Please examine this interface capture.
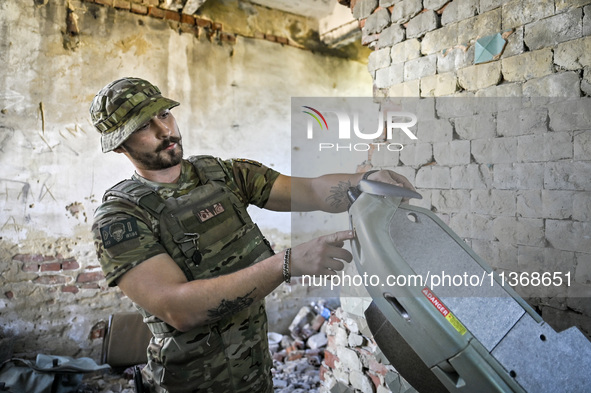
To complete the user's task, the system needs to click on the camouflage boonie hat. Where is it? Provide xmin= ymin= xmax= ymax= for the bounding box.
xmin=90 ymin=77 xmax=180 ymax=153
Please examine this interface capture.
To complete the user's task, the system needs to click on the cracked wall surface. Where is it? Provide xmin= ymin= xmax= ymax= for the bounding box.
xmin=0 ymin=0 xmax=371 ymax=360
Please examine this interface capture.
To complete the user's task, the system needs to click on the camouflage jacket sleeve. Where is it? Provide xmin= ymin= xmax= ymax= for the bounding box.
xmin=92 ymin=199 xmax=166 ymax=287
xmin=221 ymin=158 xmax=281 ymax=208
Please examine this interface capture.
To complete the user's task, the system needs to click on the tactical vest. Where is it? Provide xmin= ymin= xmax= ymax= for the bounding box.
xmin=102 ymin=156 xmax=274 ymax=393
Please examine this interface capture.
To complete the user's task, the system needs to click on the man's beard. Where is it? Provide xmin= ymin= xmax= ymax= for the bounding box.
xmin=124 ymin=137 xmax=184 ymax=170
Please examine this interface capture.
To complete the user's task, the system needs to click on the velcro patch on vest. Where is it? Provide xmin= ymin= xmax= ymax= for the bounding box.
xmin=100 ymin=217 xmax=140 ymax=249
xmin=197 ymin=202 xmax=225 ymax=222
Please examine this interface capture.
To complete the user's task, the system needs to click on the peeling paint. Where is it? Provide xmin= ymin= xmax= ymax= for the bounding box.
xmin=63 ymin=1 xmax=80 ymax=50
xmin=65 ymin=202 xmax=86 ymax=221
xmin=114 ymin=33 xmax=151 ymax=56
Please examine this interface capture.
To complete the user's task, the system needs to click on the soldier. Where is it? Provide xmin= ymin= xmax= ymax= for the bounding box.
xmin=90 ymin=77 xmax=414 ymax=393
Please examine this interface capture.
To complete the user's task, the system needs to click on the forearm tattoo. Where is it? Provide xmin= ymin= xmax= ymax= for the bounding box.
xmin=207 ymin=288 xmax=256 ymax=321
xmin=325 ymin=180 xmax=352 ymax=209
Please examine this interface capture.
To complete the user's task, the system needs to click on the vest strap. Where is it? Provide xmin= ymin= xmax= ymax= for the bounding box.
xmin=103 ymin=179 xmax=165 ymax=217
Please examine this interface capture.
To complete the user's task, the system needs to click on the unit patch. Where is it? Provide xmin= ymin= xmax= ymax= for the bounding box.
xmin=197 ymin=202 xmax=225 ymax=222
xmin=100 ymin=217 xmax=140 ymax=249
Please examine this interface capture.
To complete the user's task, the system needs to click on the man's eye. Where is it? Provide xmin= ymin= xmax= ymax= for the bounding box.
xmin=137 ymin=123 xmax=149 ymax=131
xmin=160 ymin=111 xmax=170 ymax=119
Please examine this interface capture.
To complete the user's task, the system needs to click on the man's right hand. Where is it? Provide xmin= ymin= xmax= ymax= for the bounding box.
xmin=289 ymin=230 xmax=354 ymax=277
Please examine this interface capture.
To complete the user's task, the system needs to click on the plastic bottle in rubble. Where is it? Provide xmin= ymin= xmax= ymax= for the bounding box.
xmin=312 ymin=300 xmax=331 ymax=320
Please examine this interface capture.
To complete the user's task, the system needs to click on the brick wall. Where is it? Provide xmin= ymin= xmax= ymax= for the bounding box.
xmin=1 ymin=246 xmax=134 ymax=359
xmin=357 ymin=0 xmax=590 ymax=98
xmin=322 ymin=1 xmax=591 ymax=392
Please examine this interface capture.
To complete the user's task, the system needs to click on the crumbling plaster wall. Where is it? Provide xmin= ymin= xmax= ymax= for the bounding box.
xmin=0 ymin=0 xmax=372 ymax=360
xmin=319 ymin=1 xmax=591 ymax=392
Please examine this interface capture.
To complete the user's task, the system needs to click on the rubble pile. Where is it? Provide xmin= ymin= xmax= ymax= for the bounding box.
xmin=320 ymin=306 xmax=413 ymax=393
xmin=80 ymin=301 xmax=335 ymax=392
xmin=270 ymin=301 xmax=334 ymax=392
xmin=80 ymin=369 xmax=136 ymax=393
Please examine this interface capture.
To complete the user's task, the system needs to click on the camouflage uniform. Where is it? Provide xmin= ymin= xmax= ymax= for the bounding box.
xmin=93 ymin=156 xmax=280 ymax=393
xmin=90 ymin=77 xmax=282 ymax=392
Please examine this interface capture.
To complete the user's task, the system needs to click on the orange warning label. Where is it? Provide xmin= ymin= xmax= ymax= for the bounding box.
xmin=422 ymin=287 xmax=467 ymax=336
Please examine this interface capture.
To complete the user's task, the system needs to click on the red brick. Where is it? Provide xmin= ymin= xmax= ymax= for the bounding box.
xmin=195 ymin=18 xmax=212 ymax=28
xmin=90 ymin=325 xmax=105 ymax=339
xmin=148 ymin=6 xmax=165 ymax=19
xmin=328 ymin=314 xmax=341 ymax=324
xmin=41 ymin=262 xmax=61 ymax=272
xmin=61 ymin=259 xmax=80 ymax=271
xmin=130 ymin=3 xmax=148 ymax=14
xmin=113 ymin=0 xmax=130 ymax=10
xmin=76 ymin=272 xmax=104 ymax=283
xmin=286 ymin=350 xmax=304 ymax=361
xmin=324 ymin=349 xmax=337 ymax=368
xmin=319 ymin=364 xmax=328 ymax=381
xmin=181 ymin=13 xmax=195 ymax=25
xmin=368 ymin=371 xmax=381 ymax=390
xmin=164 ymin=10 xmax=181 ymax=22
xmin=265 ymin=34 xmax=277 ymax=42
xmin=33 ymin=275 xmax=67 ymax=285
xmin=220 ymin=32 xmax=236 ymax=44
xmin=327 ymin=334 xmax=336 ymax=349
xmin=254 ymin=31 xmax=265 ymax=40
xmin=276 ymin=36 xmax=288 ymax=45
xmin=367 ymin=356 xmax=389 ymax=376
xmin=61 ymin=285 xmax=79 ymax=294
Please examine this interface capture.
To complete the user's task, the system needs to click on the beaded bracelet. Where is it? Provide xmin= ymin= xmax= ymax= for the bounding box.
xmin=283 ymin=248 xmax=291 ymax=283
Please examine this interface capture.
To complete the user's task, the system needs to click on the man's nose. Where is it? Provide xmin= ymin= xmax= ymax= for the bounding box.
xmin=153 ymin=119 xmax=171 ymax=138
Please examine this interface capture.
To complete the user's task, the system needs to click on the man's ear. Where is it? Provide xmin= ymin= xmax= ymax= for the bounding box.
xmin=113 ymin=141 xmax=127 ymax=154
